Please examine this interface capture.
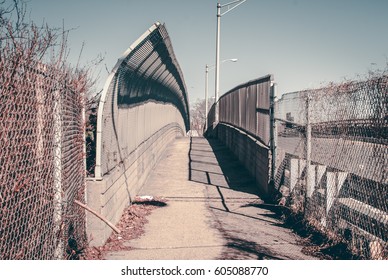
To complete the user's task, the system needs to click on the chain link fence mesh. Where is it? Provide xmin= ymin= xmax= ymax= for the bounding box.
xmin=0 ymin=52 xmax=87 ymax=259
xmin=209 ymin=70 xmax=387 ymax=259
xmin=274 ymin=75 xmax=387 ymax=259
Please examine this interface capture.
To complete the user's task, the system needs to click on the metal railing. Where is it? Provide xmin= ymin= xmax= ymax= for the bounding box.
xmin=206 ymin=74 xmax=276 ymax=196
xmin=207 ymin=74 xmax=274 ymax=145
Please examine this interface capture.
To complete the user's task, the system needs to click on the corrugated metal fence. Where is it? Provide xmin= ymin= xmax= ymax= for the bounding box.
xmin=206 ymin=74 xmax=276 ymax=195
xmin=94 ymin=22 xmax=190 ymax=178
xmin=207 ymin=74 xmax=274 ymax=145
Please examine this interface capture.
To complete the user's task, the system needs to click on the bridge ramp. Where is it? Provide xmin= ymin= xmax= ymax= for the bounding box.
xmin=105 ymin=137 xmax=316 ymax=260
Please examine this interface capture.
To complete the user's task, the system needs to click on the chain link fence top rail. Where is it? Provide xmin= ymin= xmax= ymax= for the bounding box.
xmin=94 ymin=22 xmax=190 ymax=177
xmin=207 ymin=74 xmax=273 ymax=145
xmin=274 ymin=75 xmax=387 ymax=259
xmin=0 ymin=54 xmax=86 ymax=259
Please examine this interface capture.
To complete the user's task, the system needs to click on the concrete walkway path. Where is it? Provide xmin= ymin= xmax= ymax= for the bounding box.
xmin=105 ymin=137 xmax=316 ymax=260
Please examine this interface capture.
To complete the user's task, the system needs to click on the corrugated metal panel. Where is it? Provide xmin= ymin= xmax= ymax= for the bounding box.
xmin=210 ymin=74 xmax=273 ymax=145
xmin=95 ymin=23 xmax=190 ymax=177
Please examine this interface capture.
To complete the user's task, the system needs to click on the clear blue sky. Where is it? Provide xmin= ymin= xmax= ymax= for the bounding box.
xmin=24 ymin=0 xmax=388 ymax=102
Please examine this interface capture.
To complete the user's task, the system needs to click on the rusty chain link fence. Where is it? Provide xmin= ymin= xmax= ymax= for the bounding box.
xmin=274 ymin=74 xmax=387 ymax=259
xmin=0 ymin=51 xmax=87 ymax=260
xmin=207 ymin=70 xmax=387 ymax=259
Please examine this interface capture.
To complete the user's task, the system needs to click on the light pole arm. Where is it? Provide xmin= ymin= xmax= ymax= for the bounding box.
xmin=220 ymin=0 xmax=247 ymax=16
xmin=208 ymin=58 xmax=238 ymax=70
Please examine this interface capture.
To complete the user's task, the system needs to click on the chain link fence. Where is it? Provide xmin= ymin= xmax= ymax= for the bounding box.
xmin=208 ymin=70 xmax=387 ymax=259
xmin=274 ymin=75 xmax=387 ymax=259
xmin=0 ymin=54 xmax=87 ymax=259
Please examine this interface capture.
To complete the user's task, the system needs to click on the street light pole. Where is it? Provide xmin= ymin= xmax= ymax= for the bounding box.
xmin=214 ymin=0 xmax=247 ymax=126
xmin=215 ymin=2 xmax=221 ymax=125
xmin=205 ymin=64 xmax=209 ymax=131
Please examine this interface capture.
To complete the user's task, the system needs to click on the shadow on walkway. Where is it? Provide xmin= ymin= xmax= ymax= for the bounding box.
xmin=188 ymin=137 xmax=317 ymax=260
xmin=189 ymin=137 xmax=258 ymax=196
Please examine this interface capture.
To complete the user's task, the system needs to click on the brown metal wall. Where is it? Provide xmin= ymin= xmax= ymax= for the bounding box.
xmin=208 ymin=74 xmax=273 ymax=146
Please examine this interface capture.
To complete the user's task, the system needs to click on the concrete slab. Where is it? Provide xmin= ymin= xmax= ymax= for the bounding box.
xmin=105 ymin=137 xmax=224 ymax=260
xmin=105 ymin=137 xmax=317 ymax=260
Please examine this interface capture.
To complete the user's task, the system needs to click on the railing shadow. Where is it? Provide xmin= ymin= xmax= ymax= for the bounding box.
xmin=188 ymin=137 xmax=258 ymax=196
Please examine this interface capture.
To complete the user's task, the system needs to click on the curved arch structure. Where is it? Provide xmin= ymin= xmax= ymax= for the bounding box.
xmin=95 ymin=22 xmax=190 ymax=178
xmin=87 ymin=23 xmax=190 ymax=246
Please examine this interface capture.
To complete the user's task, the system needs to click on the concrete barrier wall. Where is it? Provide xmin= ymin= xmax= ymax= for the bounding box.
xmin=216 ymin=123 xmax=270 ymax=198
xmin=275 ymin=154 xmax=387 ymax=257
xmin=86 ymin=121 xmax=184 ymax=246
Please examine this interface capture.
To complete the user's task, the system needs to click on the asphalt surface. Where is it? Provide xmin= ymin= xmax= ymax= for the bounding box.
xmin=105 ymin=137 xmax=316 ymax=260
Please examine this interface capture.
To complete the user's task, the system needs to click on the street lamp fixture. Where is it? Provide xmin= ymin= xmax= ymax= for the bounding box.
xmin=214 ymin=0 xmax=247 ymax=126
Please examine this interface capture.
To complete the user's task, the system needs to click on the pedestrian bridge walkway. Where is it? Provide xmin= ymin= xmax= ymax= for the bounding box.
xmin=1 ymin=19 xmax=386 ymax=261
xmin=105 ymin=137 xmax=315 ymax=260
xmin=85 ymin=22 xmax=386 ymax=260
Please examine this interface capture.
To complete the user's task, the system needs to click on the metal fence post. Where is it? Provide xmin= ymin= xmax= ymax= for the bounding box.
xmin=270 ymin=83 xmax=277 ymax=185
xmin=82 ymin=90 xmax=87 ymax=215
xmin=305 ymin=92 xmax=313 ymax=202
xmin=53 ymin=89 xmax=63 ymax=259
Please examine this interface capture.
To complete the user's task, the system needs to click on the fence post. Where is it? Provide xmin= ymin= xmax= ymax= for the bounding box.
xmin=53 ymin=89 xmax=63 ymax=259
xmin=305 ymin=92 xmax=313 ymax=203
xmin=270 ymin=83 xmax=277 ymax=185
xmin=82 ymin=90 xmax=87 ymax=217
